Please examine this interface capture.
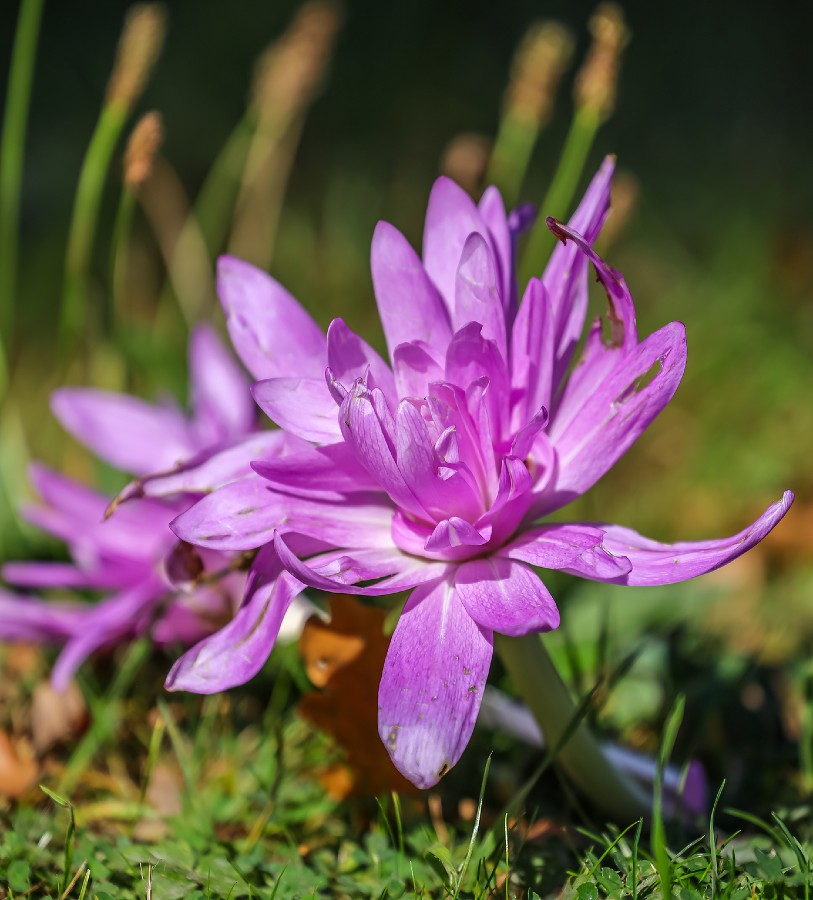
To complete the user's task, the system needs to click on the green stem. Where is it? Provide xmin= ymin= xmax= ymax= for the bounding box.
xmin=110 ymin=185 xmax=136 ymax=333
xmin=495 ymin=632 xmax=650 ymax=821
xmin=518 ymin=105 xmax=601 ymax=288
xmin=0 ymin=0 xmax=45 ymax=386
xmin=60 ymin=101 xmax=129 ymax=350
xmin=486 ymin=114 xmax=541 ymax=209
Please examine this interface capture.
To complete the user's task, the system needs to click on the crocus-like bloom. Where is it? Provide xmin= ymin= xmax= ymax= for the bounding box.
xmin=0 ymin=326 xmax=283 ymax=689
xmin=169 ymin=158 xmax=793 ymax=788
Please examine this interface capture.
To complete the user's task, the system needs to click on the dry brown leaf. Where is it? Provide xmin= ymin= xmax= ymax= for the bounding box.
xmin=299 ymin=596 xmax=416 ymax=798
xmin=31 ymin=680 xmax=88 ymax=754
xmin=0 ymin=730 xmax=38 ymax=800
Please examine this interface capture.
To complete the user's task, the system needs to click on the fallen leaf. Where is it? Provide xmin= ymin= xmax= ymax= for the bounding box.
xmin=299 ymin=596 xmax=416 ymax=798
xmin=0 ymin=730 xmax=38 ymax=800
xmin=31 ymin=680 xmax=88 ymax=754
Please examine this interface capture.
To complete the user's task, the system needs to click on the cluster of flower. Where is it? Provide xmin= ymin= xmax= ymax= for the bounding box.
xmin=0 ymin=158 xmax=792 ymax=789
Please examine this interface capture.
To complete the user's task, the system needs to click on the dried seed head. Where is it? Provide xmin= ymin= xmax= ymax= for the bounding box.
xmin=251 ymin=0 xmax=342 ymax=124
xmin=574 ymin=3 xmax=630 ymax=121
xmin=106 ymin=3 xmax=167 ymax=109
xmin=504 ymin=21 xmax=575 ymax=127
xmin=124 ymin=110 xmax=164 ymax=188
xmin=440 ymin=133 xmax=492 ymax=196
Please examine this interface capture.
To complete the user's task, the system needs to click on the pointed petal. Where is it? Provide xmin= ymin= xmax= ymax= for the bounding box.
xmin=339 ymin=384 xmax=427 ymax=519
xmin=273 ymin=532 xmax=446 ymax=595
xmin=0 ymin=589 xmax=85 ymax=642
xmin=326 ymin=318 xmax=396 ymax=403
xmin=510 ymin=278 xmax=554 ymax=429
xmin=424 ymin=517 xmax=489 ymax=554
xmin=189 ymin=323 xmax=254 ymax=443
xmin=170 ymin=475 xmax=287 ymax=550
xmin=3 ymin=560 xmax=139 ymax=590
xmin=453 ymin=233 xmax=507 ymax=361
xmin=252 ymin=377 xmax=341 ymax=443
xmin=51 ymin=388 xmax=195 ymax=475
xmin=596 ymin=492 xmax=794 ymax=585
xmin=136 ymin=431 xmax=297 ymax=499
xmin=166 ymin=546 xmax=305 ymax=693
xmin=478 ymin=186 xmax=514 ymax=313
xmin=379 ymin=578 xmax=492 ymax=788
xmin=422 ymin=176 xmax=489 ymax=311
xmin=217 ymin=255 xmax=325 ymax=380
xmin=455 ymin=557 xmax=559 ymax=636
xmin=502 ymin=523 xmax=633 ymax=580
xmin=445 ymin=323 xmax=510 ymax=448
xmin=545 ymin=321 xmax=687 ymax=512
xmin=252 ymin=440 xmax=381 ymax=500
xmin=370 ymin=221 xmax=452 ymax=358
xmin=52 ymin=577 xmax=165 ymax=690
xmin=541 ymin=156 xmax=616 ymax=384
xmin=392 ymin=340 xmax=445 ymax=400
xmin=395 ymin=400 xmax=481 ymax=523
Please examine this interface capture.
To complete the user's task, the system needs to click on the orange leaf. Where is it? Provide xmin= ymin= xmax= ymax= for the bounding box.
xmin=299 ymin=596 xmax=416 ymax=798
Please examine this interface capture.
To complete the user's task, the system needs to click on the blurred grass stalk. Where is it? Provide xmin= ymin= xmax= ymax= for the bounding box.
xmin=60 ymin=3 xmax=166 ymax=351
xmin=487 ymin=21 xmax=574 ymax=208
xmin=519 ymin=3 xmax=629 ymax=287
xmin=227 ymin=0 xmax=342 ymax=270
xmin=0 ymin=0 xmax=44 ymax=397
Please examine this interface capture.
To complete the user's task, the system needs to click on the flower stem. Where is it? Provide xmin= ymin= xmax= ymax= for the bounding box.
xmin=60 ymin=101 xmax=129 ymax=351
xmin=495 ymin=631 xmax=651 ymax=820
xmin=0 ymin=0 xmax=44 ymax=391
xmin=518 ymin=105 xmax=601 ymax=287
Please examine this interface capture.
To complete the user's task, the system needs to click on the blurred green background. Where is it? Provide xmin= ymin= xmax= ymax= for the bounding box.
xmin=1 ymin=0 xmax=812 ymax=808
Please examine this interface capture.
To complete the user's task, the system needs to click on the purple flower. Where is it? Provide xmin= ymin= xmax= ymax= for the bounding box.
xmin=169 ymin=158 xmax=793 ymax=789
xmin=0 ymin=326 xmax=276 ymax=689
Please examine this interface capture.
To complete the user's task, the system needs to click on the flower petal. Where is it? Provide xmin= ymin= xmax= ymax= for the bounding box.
xmin=422 ymin=176 xmax=489 ymax=311
xmin=52 ymin=577 xmax=165 ymax=690
xmin=455 ymin=557 xmax=559 ymax=636
xmin=502 ymin=523 xmax=633 ymax=580
xmin=544 ymin=321 xmax=687 ymax=513
xmin=189 ymin=323 xmax=254 ymax=443
xmin=252 ymin=440 xmax=381 ymax=500
xmin=596 ymin=492 xmax=794 ymax=585
xmin=478 ymin=186 xmax=514 ymax=314
xmin=392 ymin=340 xmax=445 ymax=400
xmin=252 ymin=377 xmax=341 ymax=443
xmin=170 ymin=475 xmax=287 ymax=550
xmin=272 ymin=532 xmax=446 ymax=595
xmin=165 ymin=546 xmax=305 ymax=693
xmin=339 ymin=384 xmax=427 ymax=519
xmin=541 ymin=155 xmax=616 ymax=385
xmin=378 ymin=577 xmax=492 ymax=788
xmin=3 ymin=560 xmax=140 ymax=590
xmin=134 ymin=431 xmax=297 ymax=500
xmin=453 ymin=233 xmax=507 ymax=362
xmin=51 ymin=388 xmax=195 ymax=475
xmin=0 ymin=589 xmax=85 ymax=642
xmin=370 ymin=220 xmax=452 ymax=358
xmin=217 ymin=255 xmax=325 ymax=380
xmin=326 ymin=318 xmax=396 ymax=403
xmin=510 ymin=278 xmax=554 ymax=430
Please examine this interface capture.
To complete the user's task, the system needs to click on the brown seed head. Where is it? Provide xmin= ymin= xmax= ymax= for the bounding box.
xmin=504 ymin=21 xmax=575 ymax=127
xmin=440 ymin=133 xmax=492 ymax=196
xmin=124 ymin=110 xmax=164 ymax=188
xmin=574 ymin=3 xmax=630 ymax=121
xmin=106 ymin=3 xmax=168 ymax=109
xmin=251 ymin=0 xmax=343 ymax=125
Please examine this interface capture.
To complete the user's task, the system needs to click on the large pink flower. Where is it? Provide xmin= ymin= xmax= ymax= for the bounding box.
xmin=169 ymin=158 xmax=792 ymax=788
